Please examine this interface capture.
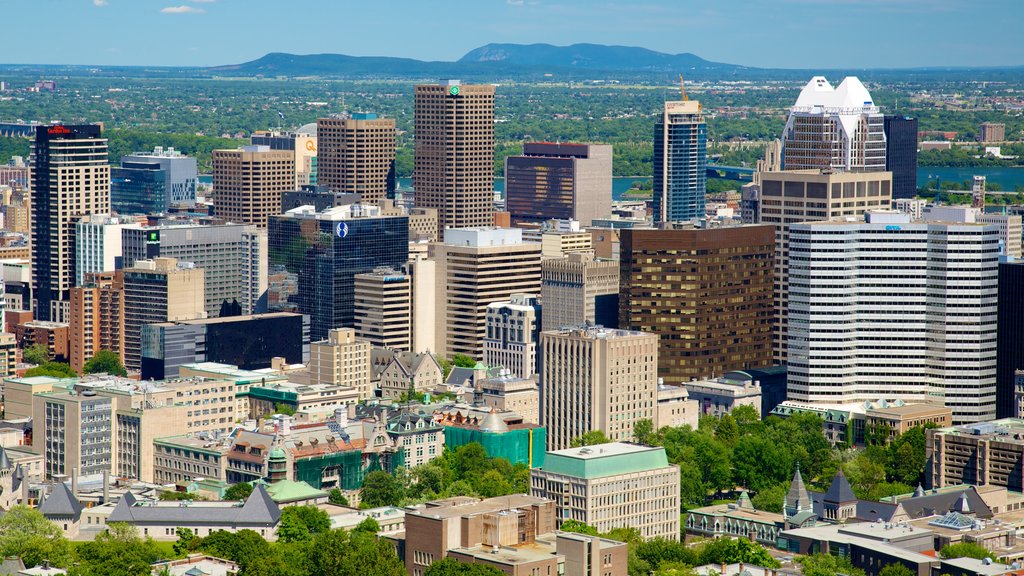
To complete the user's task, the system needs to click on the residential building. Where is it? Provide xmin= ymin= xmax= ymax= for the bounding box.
xmin=531 ymin=443 xmax=680 ymax=540
xmin=432 ymin=228 xmax=542 ymax=360
xmin=788 ymin=212 xmax=1000 ymax=423
xmin=781 ymin=76 xmax=886 ymax=172
xmin=74 ymin=214 xmax=140 ymax=286
xmin=0 ymin=332 xmax=15 ymax=378
xmin=684 ymin=375 xmax=763 ymax=419
xmin=354 ymin=268 xmax=411 ymax=351
xmin=140 ymin=313 xmax=309 ymax=380
xmin=316 ymin=113 xmax=396 ymax=203
xmin=122 ymin=258 xmax=206 ymax=371
xmin=31 ymin=124 xmax=111 ymax=322
xmin=110 ymin=147 xmax=198 ymax=214
xmin=653 ymin=99 xmax=707 ymax=223
xmin=504 ymin=142 xmax=612 ymax=226
xmin=414 ymin=82 xmax=495 ymax=237
xmin=883 ymin=116 xmax=919 ymax=199
xmin=268 ymin=204 xmax=408 ymax=341
xmin=758 ymin=169 xmax=892 ymax=362
xmin=212 ymin=146 xmax=294 ymax=227
xmin=999 ymin=261 xmax=1024 ymax=418
xmin=122 ymin=223 xmax=269 ymax=316
xmin=251 ymin=125 xmax=318 ymax=188
xmin=307 ymin=328 xmax=372 ymax=401
xmin=13 ymin=320 xmax=70 ymax=362
xmin=540 ymin=326 xmax=658 ymax=450
xmin=483 ymin=294 xmax=541 ymax=379
xmin=541 ymin=252 xmax=619 ymax=332
xmin=980 ymin=122 xmax=1006 ymax=143
xmin=376 ymin=350 xmax=443 ymax=400
xmin=436 ymin=406 xmax=546 ymax=468
xmin=68 ymin=271 xmax=124 ymax=374
xmin=619 ymin=226 xmax=775 ymax=385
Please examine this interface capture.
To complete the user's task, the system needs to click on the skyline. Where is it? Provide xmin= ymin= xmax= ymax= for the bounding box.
xmin=0 ymin=0 xmax=1021 ymax=70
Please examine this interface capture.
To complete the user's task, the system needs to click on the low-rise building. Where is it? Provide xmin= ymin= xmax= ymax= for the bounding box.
xmin=107 ymin=486 xmax=281 ymax=540
xmin=685 ymin=375 xmax=762 ymax=419
xmin=376 ymin=350 xmax=444 ymax=400
xmin=684 ymin=491 xmax=784 ymax=547
xmin=473 ymin=373 xmax=540 ymax=425
xmin=657 ymin=384 xmax=699 ymax=429
xmin=779 ymin=522 xmax=940 ymax=576
xmin=530 ymin=442 xmax=680 ymax=540
xmin=436 ymin=406 xmax=547 ymax=468
xmin=927 ymin=419 xmax=1024 ymax=490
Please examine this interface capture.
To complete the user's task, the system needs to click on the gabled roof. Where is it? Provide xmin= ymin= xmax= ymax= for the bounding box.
xmin=108 ymin=485 xmax=280 ymax=526
xmin=38 ymin=482 xmax=82 ymax=520
xmin=823 ymin=469 xmax=857 ymax=504
xmin=237 ymin=485 xmax=282 ymax=524
xmin=898 ymin=486 xmax=992 ymax=520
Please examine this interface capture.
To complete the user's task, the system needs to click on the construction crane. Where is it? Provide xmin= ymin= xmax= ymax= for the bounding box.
xmin=679 ymin=74 xmax=688 ymax=101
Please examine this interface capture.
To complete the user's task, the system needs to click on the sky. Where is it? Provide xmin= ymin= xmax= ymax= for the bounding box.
xmin=3 ymin=0 xmax=1022 ymax=69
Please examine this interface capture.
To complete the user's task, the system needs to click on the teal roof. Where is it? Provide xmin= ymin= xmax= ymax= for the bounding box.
xmin=256 ymin=479 xmax=327 ymax=503
xmin=537 ymin=443 xmax=670 ymax=479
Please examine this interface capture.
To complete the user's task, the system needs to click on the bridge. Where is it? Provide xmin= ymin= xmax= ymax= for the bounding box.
xmin=0 ymin=123 xmax=40 ymax=138
xmin=706 ymin=164 xmax=755 ymax=182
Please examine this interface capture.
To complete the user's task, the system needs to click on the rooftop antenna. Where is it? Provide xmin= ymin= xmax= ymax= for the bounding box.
xmin=679 ymin=74 xmax=689 ymax=101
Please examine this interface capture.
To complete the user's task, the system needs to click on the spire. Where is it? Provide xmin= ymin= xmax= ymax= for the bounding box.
xmin=824 ymin=468 xmax=857 ymax=505
xmin=0 ymin=448 xmax=13 ymax=471
xmin=737 ymin=490 xmax=753 ymax=510
xmin=913 ymin=483 xmax=925 ymax=498
xmin=953 ymin=491 xmax=972 ymax=515
xmin=785 ymin=463 xmax=812 ymax=516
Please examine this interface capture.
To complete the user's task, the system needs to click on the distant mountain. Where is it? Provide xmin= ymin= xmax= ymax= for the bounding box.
xmin=458 ymin=43 xmax=746 ymax=72
xmin=208 ymin=52 xmax=461 ymax=77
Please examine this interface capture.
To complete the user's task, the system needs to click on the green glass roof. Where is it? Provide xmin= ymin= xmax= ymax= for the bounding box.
xmin=537 ymin=443 xmax=670 ymax=479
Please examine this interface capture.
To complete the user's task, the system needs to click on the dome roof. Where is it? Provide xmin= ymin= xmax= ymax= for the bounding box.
xmin=269 ymin=447 xmax=286 ymax=460
xmin=296 ymin=123 xmax=317 ymax=136
xmin=479 ymin=410 xmax=509 ymax=433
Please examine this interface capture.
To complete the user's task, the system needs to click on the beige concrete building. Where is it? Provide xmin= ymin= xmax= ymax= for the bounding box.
xmin=475 ymin=373 xmax=540 ymax=425
xmin=380 ymin=200 xmax=439 ymax=242
xmin=926 ymin=419 xmax=1024 ymax=489
xmin=523 ymin=220 xmax=594 ymax=259
xmin=354 ymin=268 xmax=411 ymax=351
xmin=317 ymin=114 xmax=396 ymax=204
xmin=122 ymin=258 xmax=206 ymax=371
xmin=407 ymin=254 xmax=437 ymax=354
xmin=980 ymin=122 xmax=1006 ymax=143
xmin=757 ymin=169 xmax=892 ymax=362
xmin=0 ymin=332 xmax=15 ymax=378
xmin=414 ymin=82 xmax=495 ymax=237
xmin=212 ymin=146 xmax=294 ymax=227
xmin=657 ymin=384 xmax=699 ymax=429
xmin=307 ymin=328 xmax=372 ymax=401
xmin=68 ymin=271 xmax=124 ymax=374
xmin=431 ymin=228 xmax=541 ymax=360
xmin=531 ymin=443 xmax=680 ymax=540
xmin=483 ymin=294 xmax=540 ymax=379
xmin=540 ymin=326 xmax=659 ymax=450
xmin=541 ymin=252 xmax=619 ymax=332
xmin=376 ymin=350 xmax=444 ymax=400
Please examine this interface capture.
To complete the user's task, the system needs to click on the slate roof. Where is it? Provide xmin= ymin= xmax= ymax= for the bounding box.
xmin=38 ymin=482 xmax=82 ymax=521
xmin=823 ymin=469 xmax=857 ymax=504
xmin=786 ymin=467 xmax=812 ymax=512
xmin=108 ymin=485 xmax=280 ymax=526
xmin=0 ymin=449 xmax=12 ymax=470
xmin=807 ymin=489 xmax=898 ymax=523
xmin=898 ymin=486 xmax=992 ymax=520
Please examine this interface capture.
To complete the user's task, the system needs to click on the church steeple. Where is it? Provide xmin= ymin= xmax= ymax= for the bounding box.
xmin=784 ymin=463 xmax=812 ymax=520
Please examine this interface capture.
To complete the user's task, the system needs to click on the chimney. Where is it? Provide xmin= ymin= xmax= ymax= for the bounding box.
xmin=71 ymin=467 xmax=78 ymax=495
xmin=102 ymin=469 xmax=110 ymax=503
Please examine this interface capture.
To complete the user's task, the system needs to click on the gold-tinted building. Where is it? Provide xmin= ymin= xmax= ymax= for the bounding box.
xmin=317 ymin=114 xmax=396 ymax=203
xmin=618 ymin=225 xmax=775 ymax=386
xmin=414 ymin=82 xmax=495 ymax=237
xmin=212 ymin=146 xmax=294 ymax=227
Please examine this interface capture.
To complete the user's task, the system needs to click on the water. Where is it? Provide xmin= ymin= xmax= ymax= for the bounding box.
xmin=917 ymin=167 xmax=1024 ymax=191
xmin=397 ymin=177 xmax=647 ymax=200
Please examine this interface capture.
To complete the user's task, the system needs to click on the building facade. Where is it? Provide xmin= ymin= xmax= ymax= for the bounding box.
xmin=353 ymin=268 xmax=411 ymax=351
xmin=316 ymin=114 xmax=396 ymax=203
xmin=74 ymin=214 xmax=140 ymax=286
xmin=653 ymin=100 xmax=706 ymax=223
xmin=883 ymin=116 xmax=919 ymax=200
xmin=541 ymin=252 xmax=619 ymax=332
xmin=212 ymin=146 xmax=294 ymax=228
xmin=504 ymin=143 xmax=612 ymax=226
xmin=997 ymin=261 xmax=1024 ymax=418
xmin=307 ymin=328 xmax=372 ymax=401
xmin=111 ymin=147 xmax=198 ymax=214
xmin=122 ymin=258 xmax=206 ymax=371
xmin=69 ymin=271 xmax=124 ymax=374
xmin=483 ymin=294 xmax=541 ymax=379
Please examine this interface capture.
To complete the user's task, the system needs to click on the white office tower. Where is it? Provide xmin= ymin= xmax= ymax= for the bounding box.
xmin=787 ymin=212 xmax=999 ymax=424
xmin=782 ymin=76 xmax=886 ymax=172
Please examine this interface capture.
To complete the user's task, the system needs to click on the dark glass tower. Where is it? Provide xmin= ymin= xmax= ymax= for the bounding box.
xmin=653 ymin=100 xmax=707 ymax=223
xmin=268 ymin=206 xmax=408 ymax=341
xmin=997 ymin=261 xmax=1024 ymax=418
xmin=883 ymin=116 xmax=919 ymax=199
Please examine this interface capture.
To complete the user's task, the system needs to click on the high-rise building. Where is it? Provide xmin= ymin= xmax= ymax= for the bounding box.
xmin=353 ymin=268 xmax=411 ymax=351
xmin=122 ymin=223 xmax=268 ymax=317
xmin=788 ymin=212 xmax=999 ymax=423
xmin=484 ymin=293 xmax=541 ymax=379
xmin=504 ymin=143 xmax=612 ymax=226
xmin=122 ymin=257 xmax=206 ymax=371
xmin=251 ymin=125 xmax=318 ymax=188
xmin=924 ymin=206 xmax=1022 ymax=259
xmin=268 ymin=204 xmax=408 ymax=341
xmin=74 ymin=214 xmax=141 ymax=286
xmin=531 ymin=443 xmax=680 ymax=540
xmin=431 ymin=228 xmax=541 ymax=360
xmin=316 ymin=114 xmax=396 ymax=203
xmin=69 ymin=271 xmax=124 ymax=374
xmin=524 ymin=219 xmax=594 ymax=259
xmin=212 ymin=146 xmax=294 ymax=227
xmin=407 ymin=254 xmax=437 ymax=354
xmin=31 ymin=124 xmax=111 ymax=322
xmin=980 ymin=122 xmax=1006 ymax=143
xmin=541 ymin=326 xmax=659 ymax=450
xmin=541 ymin=252 xmax=619 ymax=332
xmin=758 ymin=170 xmax=892 ymax=362
xmin=653 ymin=99 xmax=706 ymax=223
xmin=414 ymin=82 xmax=495 ymax=237
xmin=307 ymin=327 xmax=371 ymax=401
xmin=997 ymin=261 xmax=1024 ymax=419
xmin=110 ymin=147 xmax=198 ymax=214
xmin=619 ymin=226 xmax=775 ymax=386
xmin=781 ymin=76 xmax=885 ymax=172
xmin=883 ymin=116 xmax=919 ymax=199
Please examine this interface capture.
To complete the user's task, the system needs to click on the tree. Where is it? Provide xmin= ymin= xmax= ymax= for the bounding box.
xmin=82 ymin=350 xmax=128 ymax=377
xmin=635 ymin=538 xmax=698 ymax=569
xmin=360 ymin=470 xmax=405 ymax=508
xmin=23 ymin=362 xmax=76 ymax=378
xmin=879 ymin=564 xmax=917 ymax=576
xmin=72 ymin=523 xmax=161 ymax=576
xmin=750 ymin=482 xmax=788 ymax=513
xmin=274 ymin=402 xmax=296 ymax=416
xmin=570 ymin=430 xmax=611 ymax=448
xmin=697 ymin=538 xmax=780 ymax=569
xmin=425 ymin=558 xmax=506 ymax=576
xmin=939 ymin=542 xmax=994 ymax=560
xmin=328 ymin=488 xmax=350 ymax=506
xmin=172 ymin=527 xmax=198 ymax=557
xmin=22 ymin=344 xmax=49 ymax=366
xmin=276 ymin=505 xmax=331 ymax=543
xmin=634 ymin=419 xmax=656 ymax=446
xmin=196 ymin=529 xmax=271 ymax=573
xmin=714 ymin=414 xmax=739 ymax=447
xmin=0 ymin=505 xmax=72 ymax=568
xmin=558 ymin=520 xmax=599 ymax=536
xmin=354 ymin=517 xmax=380 ymax=534
xmin=159 ymin=490 xmax=204 ymax=501
xmin=304 ymin=528 xmax=406 ymax=576
xmin=223 ymin=483 xmax=253 ymax=501
xmin=797 ymin=554 xmax=865 ymax=576
xmin=451 ymin=354 xmax=476 ymax=368
xmin=475 ymin=469 xmax=512 ymax=498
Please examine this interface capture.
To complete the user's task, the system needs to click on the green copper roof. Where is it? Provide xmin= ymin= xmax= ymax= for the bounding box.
xmin=260 ymin=479 xmax=326 ymax=503
xmin=537 ymin=443 xmax=670 ymax=479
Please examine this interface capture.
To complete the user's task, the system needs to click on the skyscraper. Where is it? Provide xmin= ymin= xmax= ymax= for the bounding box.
xmin=540 ymin=252 xmax=619 ymax=332
xmin=997 ymin=261 xmax=1024 ymax=418
xmin=111 ymin=147 xmax=198 ymax=214
xmin=31 ymin=124 xmax=111 ymax=322
xmin=212 ymin=145 xmax=294 ymax=227
xmin=883 ymin=116 xmax=919 ymax=199
xmin=414 ymin=82 xmax=495 ymax=237
xmin=353 ymin=267 xmax=412 ymax=351
xmin=619 ymin=226 xmax=775 ymax=386
xmin=74 ymin=214 xmax=141 ymax=286
xmin=316 ymin=113 xmax=396 ymax=203
xmin=504 ymin=142 xmax=612 ymax=226
xmin=788 ymin=212 xmax=999 ymax=424
xmin=781 ymin=76 xmax=885 ymax=172
xmin=653 ymin=100 xmax=706 ymax=223
xmin=483 ymin=293 xmax=541 ymax=379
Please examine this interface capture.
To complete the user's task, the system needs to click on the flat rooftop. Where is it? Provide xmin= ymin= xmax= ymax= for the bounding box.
xmin=408 ymin=494 xmax=549 ymax=520
xmin=538 ymin=442 xmax=672 ymax=479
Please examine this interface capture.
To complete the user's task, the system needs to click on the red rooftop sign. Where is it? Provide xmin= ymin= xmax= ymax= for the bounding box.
xmin=47 ymin=126 xmax=71 ymax=135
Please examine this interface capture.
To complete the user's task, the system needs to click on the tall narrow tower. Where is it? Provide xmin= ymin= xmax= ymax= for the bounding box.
xmin=414 ymin=81 xmax=495 ymax=237
xmin=653 ymin=93 xmax=707 ymax=224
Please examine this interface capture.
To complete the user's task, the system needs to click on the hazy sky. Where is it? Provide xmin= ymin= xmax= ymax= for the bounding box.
xmin=4 ymin=0 xmax=1022 ymax=69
